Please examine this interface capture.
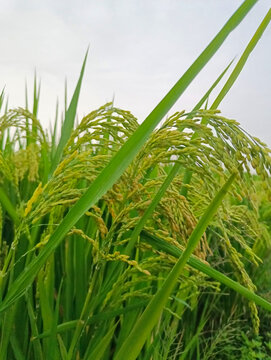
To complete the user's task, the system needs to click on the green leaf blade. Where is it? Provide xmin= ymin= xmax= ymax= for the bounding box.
xmin=50 ymin=49 xmax=89 ymax=176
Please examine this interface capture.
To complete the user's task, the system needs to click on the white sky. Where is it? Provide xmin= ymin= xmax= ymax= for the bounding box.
xmin=0 ymin=0 xmax=270 ymax=144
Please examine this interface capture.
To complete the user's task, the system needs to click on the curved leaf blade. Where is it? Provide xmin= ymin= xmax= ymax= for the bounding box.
xmin=50 ymin=49 xmax=89 ymax=176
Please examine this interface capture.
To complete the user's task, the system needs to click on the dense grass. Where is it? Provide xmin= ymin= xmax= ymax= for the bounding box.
xmin=0 ymin=1 xmax=271 ymax=359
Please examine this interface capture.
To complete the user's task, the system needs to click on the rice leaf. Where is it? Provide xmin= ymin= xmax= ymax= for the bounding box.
xmin=57 ymin=335 xmax=68 ymax=360
xmin=47 ymin=281 xmax=63 ymax=360
xmin=0 ymin=187 xmax=19 ymax=225
xmin=51 ymin=98 xmax=59 ymax=160
xmin=125 ymin=162 xmax=181 ymax=256
xmin=141 ymin=231 xmax=271 ymax=313
xmin=0 ymin=87 xmax=5 ymax=112
xmin=84 ymin=322 xmax=118 ymax=360
xmin=34 ymin=301 xmax=148 ymax=340
xmin=193 ymin=58 xmax=234 ymax=111
xmin=211 ymin=8 xmax=271 ymax=110
xmin=50 ymin=49 xmax=89 ymax=176
xmin=9 ymin=335 xmax=25 ymax=360
xmin=31 ymin=71 xmax=41 ymax=140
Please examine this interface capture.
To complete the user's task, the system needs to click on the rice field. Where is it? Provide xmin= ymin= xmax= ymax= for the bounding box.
xmin=0 ymin=1 xmax=271 ymax=359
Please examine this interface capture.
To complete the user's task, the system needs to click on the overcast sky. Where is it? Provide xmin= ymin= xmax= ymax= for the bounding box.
xmin=0 ymin=0 xmax=270 ymax=144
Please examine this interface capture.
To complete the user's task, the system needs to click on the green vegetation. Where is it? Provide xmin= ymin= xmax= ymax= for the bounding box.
xmin=0 ymin=1 xmax=271 ymax=359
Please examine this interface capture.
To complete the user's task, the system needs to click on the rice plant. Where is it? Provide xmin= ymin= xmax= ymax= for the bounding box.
xmin=0 ymin=1 xmax=271 ymax=359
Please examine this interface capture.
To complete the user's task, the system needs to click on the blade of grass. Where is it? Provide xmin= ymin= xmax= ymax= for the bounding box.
xmin=41 ymin=141 xmax=50 ymax=184
xmin=0 ymin=305 xmax=17 ymax=360
xmin=192 ymin=58 xmax=235 ymax=111
xmin=64 ymin=77 xmax=68 ymax=114
xmin=4 ymin=97 xmax=8 ymax=115
xmin=26 ymin=293 xmax=44 ymax=360
xmin=114 ymin=172 xmax=236 ymax=360
xmin=50 ymin=49 xmax=89 ymax=176
xmin=179 ymin=308 xmax=208 ymax=360
xmin=126 ymin=162 xmax=181 ymax=255
xmin=0 ymin=0 xmax=257 ymax=313
xmin=51 ymin=98 xmax=59 ymax=160
xmin=141 ymin=230 xmax=271 ymax=312
xmin=84 ymin=322 xmax=119 ymax=360
xmin=0 ymin=87 xmax=5 ymax=112
xmin=9 ymin=334 xmax=25 ymax=360
xmin=24 ymin=80 xmax=30 ymax=147
xmin=32 ymin=71 xmax=40 ymax=117
xmin=33 ymin=300 xmax=149 ymax=340
xmin=0 ymin=187 xmax=19 ymax=225
xmin=57 ymin=335 xmax=68 ymax=360
xmin=47 ymin=281 xmax=63 ymax=360
xmin=211 ymin=8 xmax=271 ymax=110
xmin=37 ymin=269 xmax=53 ymax=357
xmin=31 ymin=71 xmax=40 ymax=140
